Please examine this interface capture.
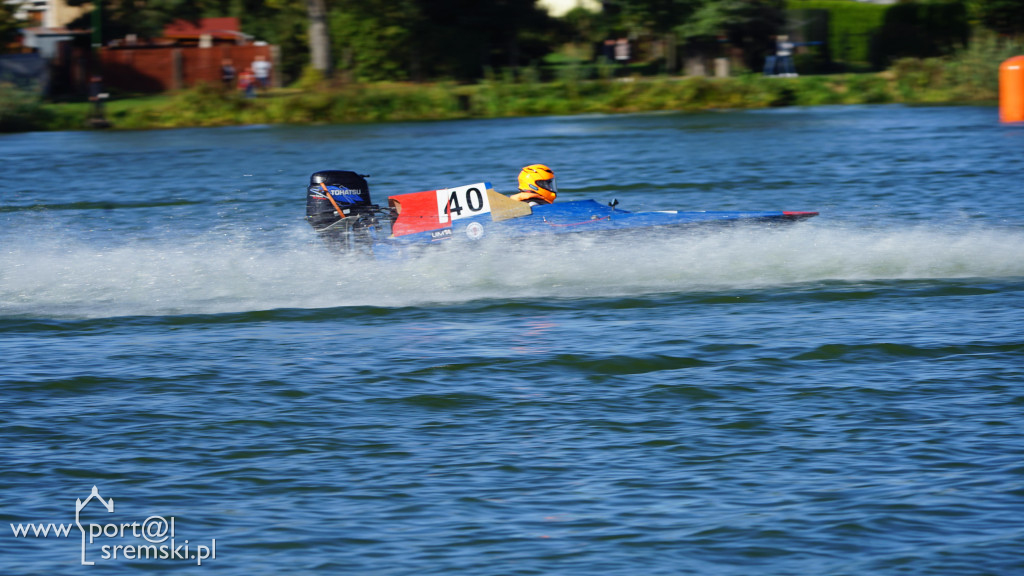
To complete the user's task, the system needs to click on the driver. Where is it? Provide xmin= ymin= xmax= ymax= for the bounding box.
xmin=510 ymin=164 xmax=557 ymax=206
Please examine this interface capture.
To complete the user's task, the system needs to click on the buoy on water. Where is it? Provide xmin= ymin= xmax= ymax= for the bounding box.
xmin=999 ymin=56 xmax=1024 ymax=123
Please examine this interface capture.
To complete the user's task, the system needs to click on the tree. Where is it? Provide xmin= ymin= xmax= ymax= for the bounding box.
xmin=1 ymin=1 xmax=27 ymax=53
xmin=591 ymin=0 xmax=709 ymax=72
xmin=616 ymin=0 xmax=702 ymax=34
xmin=977 ymin=0 xmax=1024 ymax=37
xmin=562 ymin=5 xmax=603 ymax=45
xmin=678 ymin=0 xmax=784 ymax=69
xmin=330 ymin=0 xmax=556 ymax=82
xmin=415 ymin=0 xmax=555 ymax=79
xmin=64 ymin=0 xmax=212 ymax=42
xmin=329 ymin=0 xmax=420 ymax=81
xmin=306 ymin=0 xmax=330 ymax=74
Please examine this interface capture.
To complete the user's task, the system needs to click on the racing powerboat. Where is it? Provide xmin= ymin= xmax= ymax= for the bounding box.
xmin=306 ymin=170 xmax=818 ymax=255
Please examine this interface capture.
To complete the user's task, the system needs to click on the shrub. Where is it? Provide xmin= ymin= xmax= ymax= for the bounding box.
xmin=941 ymin=33 xmax=1024 ymax=101
xmin=0 ymin=83 xmax=52 ymax=132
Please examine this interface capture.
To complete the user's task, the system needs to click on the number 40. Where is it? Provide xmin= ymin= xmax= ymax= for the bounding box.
xmin=446 ymin=187 xmax=484 ymax=217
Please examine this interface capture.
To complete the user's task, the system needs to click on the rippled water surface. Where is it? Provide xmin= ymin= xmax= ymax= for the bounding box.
xmin=2 ymin=106 xmax=1023 ymax=575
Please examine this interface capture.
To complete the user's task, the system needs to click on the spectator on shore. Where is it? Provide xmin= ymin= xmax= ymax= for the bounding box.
xmin=765 ymin=35 xmax=797 ymax=77
xmin=614 ymin=38 xmax=630 ymax=65
xmin=603 ymin=39 xmax=615 ymax=63
xmin=238 ymin=66 xmax=255 ymax=98
xmin=221 ymin=58 xmax=236 ymax=91
xmin=252 ymin=55 xmax=272 ymax=91
xmin=88 ymin=75 xmax=109 ymax=127
xmin=776 ymin=35 xmax=796 ymax=77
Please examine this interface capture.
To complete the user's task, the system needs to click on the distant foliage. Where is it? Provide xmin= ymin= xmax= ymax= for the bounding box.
xmin=882 ymin=35 xmax=1018 ymax=103
xmin=680 ymin=0 xmax=786 ymax=69
xmin=620 ymin=0 xmax=705 ymax=35
xmin=785 ymin=0 xmax=970 ymax=70
xmin=234 ymin=0 xmax=309 ymax=85
xmin=785 ymin=0 xmax=888 ymax=65
xmin=977 ymin=0 xmax=1024 ymax=37
xmin=63 ymin=0 xmax=206 ymax=41
xmin=951 ymin=33 xmax=1024 ymax=89
xmin=0 ymin=83 xmax=51 ymax=132
xmin=327 ymin=0 xmax=557 ymax=82
xmin=1 ymin=1 xmax=26 ymax=52
xmin=329 ymin=0 xmax=419 ymax=82
xmin=868 ymin=1 xmax=969 ymax=68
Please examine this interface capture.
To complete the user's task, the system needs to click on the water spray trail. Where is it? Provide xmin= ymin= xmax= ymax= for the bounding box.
xmin=2 ymin=224 xmax=1023 ymax=319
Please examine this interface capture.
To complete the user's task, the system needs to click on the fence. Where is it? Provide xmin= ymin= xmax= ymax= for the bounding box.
xmin=100 ymin=45 xmax=278 ymax=93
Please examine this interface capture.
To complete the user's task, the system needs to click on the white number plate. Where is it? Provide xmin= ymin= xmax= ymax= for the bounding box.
xmin=436 ymin=183 xmax=492 ymax=223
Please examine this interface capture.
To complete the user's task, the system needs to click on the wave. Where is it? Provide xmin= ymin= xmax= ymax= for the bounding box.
xmin=0 ymin=200 xmax=201 ymax=213
xmin=1 ymin=222 xmax=1023 ymax=319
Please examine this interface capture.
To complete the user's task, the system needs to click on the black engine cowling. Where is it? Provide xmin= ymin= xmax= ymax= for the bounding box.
xmin=306 ymin=170 xmax=393 ymax=254
xmin=306 ymin=170 xmax=373 ymax=230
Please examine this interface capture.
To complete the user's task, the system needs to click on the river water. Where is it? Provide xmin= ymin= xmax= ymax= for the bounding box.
xmin=2 ymin=105 xmax=1023 ymax=575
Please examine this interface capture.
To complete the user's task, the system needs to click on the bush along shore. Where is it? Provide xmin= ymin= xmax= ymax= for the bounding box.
xmin=2 ymin=39 xmax=1018 ymax=133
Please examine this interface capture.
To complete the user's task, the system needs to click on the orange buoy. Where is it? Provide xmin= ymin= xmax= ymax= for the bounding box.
xmin=999 ymin=56 xmax=1024 ymax=123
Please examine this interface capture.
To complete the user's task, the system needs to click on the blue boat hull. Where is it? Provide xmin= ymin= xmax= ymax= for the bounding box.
xmin=389 ymin=200 xmax=816 ymax=246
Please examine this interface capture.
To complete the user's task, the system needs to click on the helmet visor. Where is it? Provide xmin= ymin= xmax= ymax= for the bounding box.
xmin=535 ymin=177 xmax=557 ymax=194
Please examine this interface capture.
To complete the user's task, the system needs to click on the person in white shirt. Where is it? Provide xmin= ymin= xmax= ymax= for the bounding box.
xmin=252 ymin=55 xmax=272 ymax=90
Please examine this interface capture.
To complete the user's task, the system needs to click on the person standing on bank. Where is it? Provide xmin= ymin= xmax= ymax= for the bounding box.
xmin=238 ymin=66 xmax=255 ymax=98
xmin=221 ymin=58 xmax=236 ymax=91
xmin=776 ymin=35 xmax=797 ymax=77
xmin=251 ymin=55 xmax=272 ymax=91
xmin=87 ymin=75 xmax=109 ymax=127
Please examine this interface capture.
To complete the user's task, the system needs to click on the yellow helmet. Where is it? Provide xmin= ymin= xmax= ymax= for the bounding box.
xmin=517 ymin=164 xmax=557 ymax=204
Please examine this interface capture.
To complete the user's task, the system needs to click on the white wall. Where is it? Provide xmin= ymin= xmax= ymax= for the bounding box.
xmin=536 ymin=0 xmax=601 ymax=17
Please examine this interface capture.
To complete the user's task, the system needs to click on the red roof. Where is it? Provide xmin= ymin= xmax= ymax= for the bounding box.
xmin=163 ymin=18 xmax=241 ymax=39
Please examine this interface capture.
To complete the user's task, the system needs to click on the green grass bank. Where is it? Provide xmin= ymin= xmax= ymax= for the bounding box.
xmin=2 ymin=38 xmax=1016 ymax=133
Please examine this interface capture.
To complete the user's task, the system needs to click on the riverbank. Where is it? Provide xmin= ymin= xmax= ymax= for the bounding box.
xmin=0 ymin=54 xmax=1006 ymax=132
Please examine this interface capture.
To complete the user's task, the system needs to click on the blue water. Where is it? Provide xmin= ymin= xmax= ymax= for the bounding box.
xmin=2 ymin=105 xmax=1023 ymax=575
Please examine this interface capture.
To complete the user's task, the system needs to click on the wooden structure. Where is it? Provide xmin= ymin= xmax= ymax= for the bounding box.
xmin=100 ymin=18 xmax=278 ymax=93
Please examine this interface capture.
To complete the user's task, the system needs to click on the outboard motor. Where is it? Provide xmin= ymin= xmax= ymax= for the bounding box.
xmin=306 ymin=170 xmax=372 ymax=227
xmin=306 ymin=170 xmax=389 ymax=253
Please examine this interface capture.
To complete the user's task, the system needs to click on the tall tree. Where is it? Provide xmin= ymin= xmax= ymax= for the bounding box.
xmin=251 ymin=0 xmax=313 ymax=81
xmin=678 ymin=0 xmax=784 ymax=69
xmin=329 ymin=0 xmax=420 ymax=81
xmin=64 ymin=0 xmax=212 ymax=41
xmin=615 ymin=0 xmax=701 ymax=34
xmin=599 ymin=0 xmax=706 ymax=71
xmin=416 ymin=0 xmax=554 ymax=78
xmin=330 ymin=0 xmax=554 ymax=82
xmin=306 ymin=0 xmax=331 ymax=74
